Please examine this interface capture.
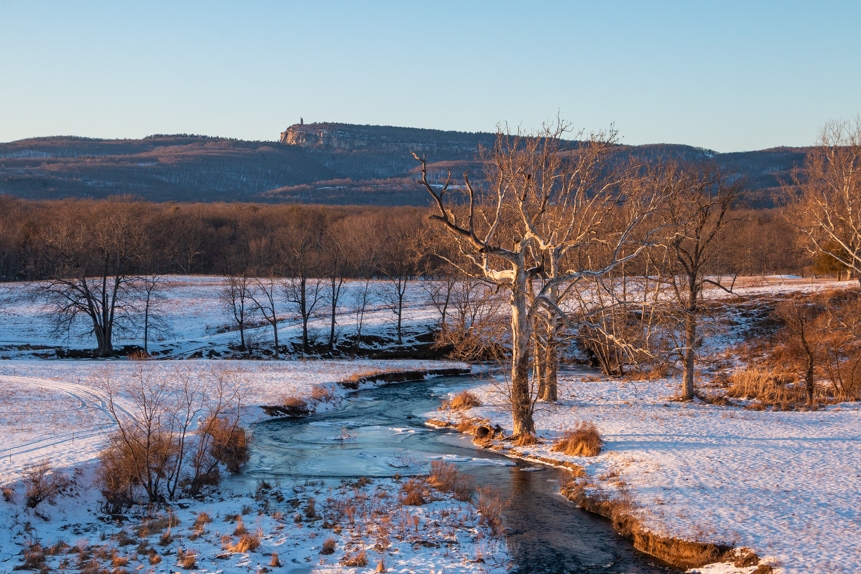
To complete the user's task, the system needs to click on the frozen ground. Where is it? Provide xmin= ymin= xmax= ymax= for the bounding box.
xmin=0 ymin=276 xmax=858 ymax=573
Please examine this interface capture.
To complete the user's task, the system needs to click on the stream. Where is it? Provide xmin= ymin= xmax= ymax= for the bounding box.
xmin=244 ymin=375 xmax=679 ymax=573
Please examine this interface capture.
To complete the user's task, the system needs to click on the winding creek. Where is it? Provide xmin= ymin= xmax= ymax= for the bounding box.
xmin=244 ymin=375 xmax=679 ymax=573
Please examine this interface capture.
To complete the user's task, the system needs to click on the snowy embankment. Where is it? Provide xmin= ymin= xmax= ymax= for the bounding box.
xmin=457 ymin=371 xmax=861 ymax=573
xmin=0 ymin=359 xmax=510 ymax=573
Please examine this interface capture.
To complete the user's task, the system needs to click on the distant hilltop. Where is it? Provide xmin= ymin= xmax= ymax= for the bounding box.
xmin=279 ymin=122 xmax=495 ymax=155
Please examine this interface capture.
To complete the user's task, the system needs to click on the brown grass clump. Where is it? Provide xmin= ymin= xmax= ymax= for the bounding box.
xmin=552 ymin=422 xmax=603 ymax=457
xmin=725 ymin=367 xmax=807 ymax=408
xmin=320 ymin=537 xmax=337 ymax=555
xmin=428 ymin=461 xmax=474 ymax=502
xmin=340 ymin=550 xmax=368 ymax=567
xmin=192 ymin=511 xmax=212 ymax=530
xmin=398 ymin=478 xmax=430 ymax=506
xmin=310 ymin=385 xmax=336 ymax=403
xmin=233 ymin=516 xmax=248 ymax=536
xmin=446 ymin=390 xmax=482 ymax=410
xmin=513 ymin=433 xmax=539 ymax=446
xmin=228 ymin=532 xmax=261 ymax=553
xmin=270 ymin=551 xmax=282 ymax=567
xmin=177 ymin=548 xmax=197 ymax=569
xmin=279 ymin=395 xmax=311 ymax=416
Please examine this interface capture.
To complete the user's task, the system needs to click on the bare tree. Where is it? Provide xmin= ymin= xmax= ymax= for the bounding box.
xmin=134 ymin=273 xmax=170 ymax=355
xmin=250 ymin=276 xmax=283 ymax=358
xmin=790 ymin=118 xmax=861 ymax=286
xmin=415 ymin=122 xmax=663 ymax=437
xmin=39 ymin=198 xmax=146 ymax=357
xmin=223 ymin=273 xmax=254 ymax=354
xmin=657 ymin=161 xmax=738 ymax=400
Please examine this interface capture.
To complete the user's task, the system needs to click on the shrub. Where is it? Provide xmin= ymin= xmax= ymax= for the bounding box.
xmin=177 ymin=548 xmax=197 ymax=569
xmin=551 ymin=422 xmax=603 ymax=457
xmin=24 ymin=460 xmax=70 ymax=508
xmin=204 ymin=415 xmax=251 ymax=474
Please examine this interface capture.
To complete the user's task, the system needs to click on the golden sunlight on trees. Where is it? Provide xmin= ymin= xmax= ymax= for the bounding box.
xmin=791 ymin=118 xmax=861 ymax=286
xmin=415 ymin=121 xmax=664 ymax=437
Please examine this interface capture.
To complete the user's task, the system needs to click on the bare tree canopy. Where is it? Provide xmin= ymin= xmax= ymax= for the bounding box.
xmin=39 ymin=197 xmax=146 ymax=357
xmin=791 ymin=118 xmax=861 ymax=285
xmin=415 ymin=121 xmax=665 ymax=437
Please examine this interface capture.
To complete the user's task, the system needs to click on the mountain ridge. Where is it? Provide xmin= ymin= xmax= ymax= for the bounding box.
xmin=0 ymin=123 xmax=809 ymax=206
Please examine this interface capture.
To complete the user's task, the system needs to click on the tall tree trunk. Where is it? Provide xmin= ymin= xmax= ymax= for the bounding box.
xmin=682 ymin=309 xmax=697 ymax=400
xmin=541 ymin=322 xmax=558 ymax=402
xmin=510 ymin=271 xmax=535 ymax=437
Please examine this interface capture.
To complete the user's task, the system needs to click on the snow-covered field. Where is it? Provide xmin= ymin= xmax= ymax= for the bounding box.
xmin=0 ymin=275 xmax=859 ymax=573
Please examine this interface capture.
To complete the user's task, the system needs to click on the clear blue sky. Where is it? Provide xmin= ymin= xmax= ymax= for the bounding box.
xmin=2 ymin=1 xmax=859 ymax=152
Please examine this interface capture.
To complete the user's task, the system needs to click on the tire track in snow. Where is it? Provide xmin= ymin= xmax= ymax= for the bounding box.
xmin=0 ymin=375 xmax=135 ymax=477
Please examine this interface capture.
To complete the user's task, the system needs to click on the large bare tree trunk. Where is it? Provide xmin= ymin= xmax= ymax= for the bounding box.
xmin=510 ymin=271 xmax=535 ymax=437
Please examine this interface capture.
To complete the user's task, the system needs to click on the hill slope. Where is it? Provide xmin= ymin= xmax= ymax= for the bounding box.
xmin=0 ymin=124 xmax=808 ymax=206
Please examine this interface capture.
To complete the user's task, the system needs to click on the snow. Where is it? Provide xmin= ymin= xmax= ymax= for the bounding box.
xmin=0 ymin=275 xmax=859 ymax=573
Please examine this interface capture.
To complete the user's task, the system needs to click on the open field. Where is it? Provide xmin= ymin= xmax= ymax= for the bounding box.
xmin=0 ymin=276 xmax=859 ymax=573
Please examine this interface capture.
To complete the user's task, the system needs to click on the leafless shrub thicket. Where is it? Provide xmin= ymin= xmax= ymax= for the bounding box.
xmin=24 ymin=459 xmax=71 ymax=508
xmin=95 ymin=365 xmax=249 ymax=511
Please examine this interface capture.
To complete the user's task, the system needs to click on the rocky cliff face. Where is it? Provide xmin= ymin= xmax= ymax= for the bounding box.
xmin=279 ymin=122 xmax=494 ymax=156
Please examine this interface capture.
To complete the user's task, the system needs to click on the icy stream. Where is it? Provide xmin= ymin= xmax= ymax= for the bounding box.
xmin=246 ymin=376 xmax=678 ymax=573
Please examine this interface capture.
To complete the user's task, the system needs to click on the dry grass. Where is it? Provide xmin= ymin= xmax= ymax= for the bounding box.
xmin=398 ymin=478 xmax=430 ymax=506
xmin=444 ymin=390 xmax=482 ymax=410
xmin=310 ymin=385 xmax=336 ymax=403
xmin=340 ymin=550 xmax=368 ymax=567
xmin=233 ymin=516 xmax=248 ymax=536
xmin=513 ymin=433 xmax=539 ymax=446
xmin=341 ymin=369 xmax=389 ymax=385
xmin=725 ymin=367 xmax=808 ymax=408
xmin=177 ymin=548 xmax=197 ymax=568
xmin=279 ymin=395 xmax=311 ymax=415
xmin=428 ymin=461 xmax=474 ymax=502
xmin=228 ymin=532 xmax=261 ymax=553
xmin=551 ymin=422 xmax=603 ymax=457
xmin=320 ymin=537 xmax=337 ymax=555
xmin=270 ymin=551 xmax=282 ymax=567
xmin=477 ymin=486 xmax=507 ymax=536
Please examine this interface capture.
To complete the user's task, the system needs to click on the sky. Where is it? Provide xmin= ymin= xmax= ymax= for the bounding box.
xmin=1 ymin=1 xmax=859 ymax=152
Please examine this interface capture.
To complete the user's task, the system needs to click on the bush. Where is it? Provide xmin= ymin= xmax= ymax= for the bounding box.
xmin=340 ymin=550 xmax=368 ymax=567
xmin=24 ymin=460 xmax=70 ymax=508
xmin=551 ymin=422 xmax=603 ymax=457
xmin=320 ymin=537 xmax=337 ymax=555
xmin=204 ymin=415 xmax=250 ymax=474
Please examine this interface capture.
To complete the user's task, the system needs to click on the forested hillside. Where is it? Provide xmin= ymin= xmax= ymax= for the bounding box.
xmin=0 ymin=123 xmax=808 ymax=206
